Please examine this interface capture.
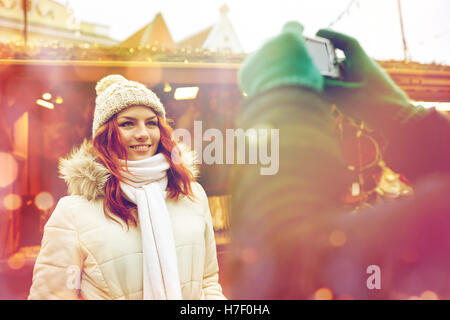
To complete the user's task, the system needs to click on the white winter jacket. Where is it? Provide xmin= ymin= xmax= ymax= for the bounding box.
xmin=28 ymin=140 xmax=226 ymax=300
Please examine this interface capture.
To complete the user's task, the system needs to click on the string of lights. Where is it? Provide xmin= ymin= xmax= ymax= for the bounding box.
xmin=327 ymin=0 xmax=359 ymax=28
xmin=0 ymin=42 xmax=246 ymax=63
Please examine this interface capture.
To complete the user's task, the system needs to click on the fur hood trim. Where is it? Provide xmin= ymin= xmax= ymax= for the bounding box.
xmin=58 ymin=139 xmax=199 ymax=201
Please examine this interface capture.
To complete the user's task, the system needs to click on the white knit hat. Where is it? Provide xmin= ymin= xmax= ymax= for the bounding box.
xmin=92 ymin=74 xmax=166 ymax=137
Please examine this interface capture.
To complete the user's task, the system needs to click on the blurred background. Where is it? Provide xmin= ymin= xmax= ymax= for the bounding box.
xmin=0 ymin=0 xmax=449 ymax=299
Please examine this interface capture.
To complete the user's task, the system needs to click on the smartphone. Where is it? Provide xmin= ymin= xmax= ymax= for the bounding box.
xmin=305 ymin=36 xmax=340 ymax=78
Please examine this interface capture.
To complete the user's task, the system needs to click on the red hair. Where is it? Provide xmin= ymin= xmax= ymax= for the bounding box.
xmin=92 ymin=113 xmax=195 ymax=228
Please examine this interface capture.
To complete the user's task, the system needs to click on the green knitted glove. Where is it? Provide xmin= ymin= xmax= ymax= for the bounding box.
xmin=316 ymin=29 xmax=427 ymax=131
xmin=239 ymin=21 xmax=323 ymax=98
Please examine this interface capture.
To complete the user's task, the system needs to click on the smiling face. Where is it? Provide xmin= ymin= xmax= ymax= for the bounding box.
xmin=117 ymin=106 xmax=161 ymax=161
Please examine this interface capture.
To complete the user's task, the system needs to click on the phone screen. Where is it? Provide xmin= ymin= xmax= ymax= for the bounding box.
xmin=305 ymin=37 xmax=339 ymax=78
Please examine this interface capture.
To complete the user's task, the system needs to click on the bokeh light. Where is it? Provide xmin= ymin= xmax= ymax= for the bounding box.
xmin=329 ymin=229 xmax=347 ymax=247
xmin=0 ymin=152 xmax=18 ymax=188
xmin=163 ymin=83 xmax=172 ymax=92
xmin=314 ymin=287 xmax=334 ymax=300
xmin=408 ymin=291 xmax=439 ymax=300
xmin=421 ymin=290 xmax=438 ymax=300
xmin=3 ymin=193 xmax=22 ymax=211
xmin=7 ymin=252 xmax=25 ymax=270
xmin=36 ymin=99 xmax=55 ymax=109
xmin=42 ymin=92 xmax=52 ymax=100
xmin=35 ymin=191 xmax=54 ymax=210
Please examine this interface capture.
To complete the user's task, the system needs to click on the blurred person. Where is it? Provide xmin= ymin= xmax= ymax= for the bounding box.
xmin=226 ymin=22 xmax=450 ymax=299
xmin=28 ymin=75 xmax=225 ymax=300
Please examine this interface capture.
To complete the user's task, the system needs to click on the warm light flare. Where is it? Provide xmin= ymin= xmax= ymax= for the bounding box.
xmin=35 ymin=192 xmax=54 ymax=210
xmin=13 ymin=112 xmax=28 ymax=159
xmin=7 ymin=252 xmax=25 ymax=270
xmin=55 ymin=96 xmax=63 ymax=104
xmin=42 ymin=92 xmax=52 ymax=100
xmin=0 ymin=152 xmax=18 ymax=188
xmin=421 ymin=290 xmax=438 ymax=300
xmin=314 ymin=287 xmax=334 ymax=300
xmin=163 ymin=83 xmax=172 ymax=92
xmin=3 ymin=194 xmax=22 ymax=211
xmin=329 ymin=229 xmax=347 ymax=247
xmin=36 ymin=99 xmax=54 ymax=109
xmin=408 ymin=290 xmax=439 ymax=300
xmin=174 ymin=87 xmax=199 ymax=100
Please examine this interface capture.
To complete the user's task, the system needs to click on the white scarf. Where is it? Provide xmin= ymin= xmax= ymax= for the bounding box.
xmin=119 ymin=153 xmax=182 ymax=300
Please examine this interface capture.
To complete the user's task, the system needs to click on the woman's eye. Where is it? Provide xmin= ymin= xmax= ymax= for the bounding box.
xmin=119 ymin=121 xmax=157 ymax=127
xmin=119 ymin=122 xmax=133 ymax=127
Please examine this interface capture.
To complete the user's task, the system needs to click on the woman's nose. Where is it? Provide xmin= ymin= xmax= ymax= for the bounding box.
xmin=134 ymin=124 xmax=150 ymax=140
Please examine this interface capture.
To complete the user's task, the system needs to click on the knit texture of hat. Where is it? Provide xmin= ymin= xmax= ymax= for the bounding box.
xmin=238 ymin=21 xmax=323 ymax=99
xmin=92 ymin=74 xmax=166 ymax=137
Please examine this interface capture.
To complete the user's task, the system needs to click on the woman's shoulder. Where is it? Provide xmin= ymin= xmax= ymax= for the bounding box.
xmin=45 ymin=196 xmax=79 ymax=229
xmin=57 ymin=194 xmax=101 ymax=207
xmin=46 ymin=195 xmax=102 ymax=227
xmin=190 ymin=181 xmax=207 ymax=200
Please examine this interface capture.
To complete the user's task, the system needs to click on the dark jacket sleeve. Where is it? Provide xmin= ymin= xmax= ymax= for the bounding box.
xmin=227 ymin=86 xmax=351 ymax=299
xmin=381 ymin=107 xmax=450 ymax=182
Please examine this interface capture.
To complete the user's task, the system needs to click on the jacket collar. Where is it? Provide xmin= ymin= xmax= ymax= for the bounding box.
xmin=58 ymin=139 xmax=199 ymax=201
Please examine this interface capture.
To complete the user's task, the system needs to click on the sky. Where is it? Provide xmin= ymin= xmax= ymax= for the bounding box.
xmin=59 ymin=0 xmax=450 ymax=64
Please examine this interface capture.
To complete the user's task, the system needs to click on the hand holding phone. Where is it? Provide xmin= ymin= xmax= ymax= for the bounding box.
xmin=315 ymin=29 xmax=414 ymax=131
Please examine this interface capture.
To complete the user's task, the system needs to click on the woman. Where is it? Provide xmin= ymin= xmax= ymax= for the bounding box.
xmin=28 ymin=75 xmax=226 ymax=300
